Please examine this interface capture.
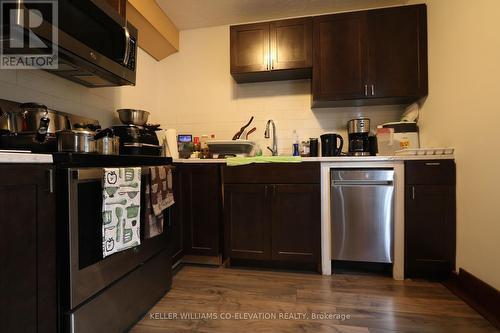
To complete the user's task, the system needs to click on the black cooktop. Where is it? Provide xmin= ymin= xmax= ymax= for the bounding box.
xmin=52 ymin=152 xmax=172 ymax=168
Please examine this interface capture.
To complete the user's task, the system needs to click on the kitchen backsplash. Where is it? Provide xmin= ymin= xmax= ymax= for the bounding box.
xmin=167 ymin=79 xmax=404 ymax=155
xmin=0 ymin=48 xmax=161 ymax=128
xmin=156 ymin=25 xmax=405 ymax=155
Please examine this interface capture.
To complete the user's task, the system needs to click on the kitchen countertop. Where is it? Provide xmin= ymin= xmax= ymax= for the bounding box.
xmin=173 ymin=154 xmax=454 ymax=164
xmin=0 ymin=152 xmax=53 ymax=164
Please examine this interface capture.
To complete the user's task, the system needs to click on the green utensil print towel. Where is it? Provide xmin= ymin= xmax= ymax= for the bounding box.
xmin=102 ymin=167 xmax=142 ymax=257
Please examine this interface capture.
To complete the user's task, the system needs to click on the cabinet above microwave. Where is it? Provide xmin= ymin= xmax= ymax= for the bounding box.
xmin=1 ymin=0 xmax=137 ymax=87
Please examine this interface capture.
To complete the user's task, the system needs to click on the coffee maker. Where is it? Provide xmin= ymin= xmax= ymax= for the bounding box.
xmin=347 ymin=118 xmax=371 ymax=156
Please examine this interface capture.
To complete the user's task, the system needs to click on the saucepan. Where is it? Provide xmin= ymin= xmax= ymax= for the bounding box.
xmin=95 ymin=128 xmax=120 ymax=155
xmin=56 ymin=127 xmax=97 ymax=153
xmin=56 ymin=125 xmax=121 ymax=154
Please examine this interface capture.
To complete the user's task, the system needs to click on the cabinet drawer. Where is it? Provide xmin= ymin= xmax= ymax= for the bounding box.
xmin=405 ymin=160 xmax=455 ymax=185
xmin=222 ymin=163 xmax=320 ymax=184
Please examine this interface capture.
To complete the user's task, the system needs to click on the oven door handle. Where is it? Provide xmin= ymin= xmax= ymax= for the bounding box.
xmin=72 ymin=167 xmax=152 ymax=181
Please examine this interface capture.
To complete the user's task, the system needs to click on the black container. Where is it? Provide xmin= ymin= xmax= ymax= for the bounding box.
xmin=320 ymin=134 xmax=343 ymax=156
xmin=369 ymin=135 xmax=378 ymax=156
xmin=309 ymin=138 xmax=319 ymax=157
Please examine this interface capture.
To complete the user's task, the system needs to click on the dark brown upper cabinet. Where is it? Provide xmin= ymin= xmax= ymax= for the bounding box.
xmin=230 ymin=18 xmax=312 ymax=83
xmin=312 ymin=4 xmax=428 ymax=107
xmin=312 ymin=11 xmax=368 ymax=102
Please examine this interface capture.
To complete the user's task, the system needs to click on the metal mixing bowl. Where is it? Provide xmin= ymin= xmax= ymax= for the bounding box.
xmin=117 ymin=109 xmax=150 ymax=126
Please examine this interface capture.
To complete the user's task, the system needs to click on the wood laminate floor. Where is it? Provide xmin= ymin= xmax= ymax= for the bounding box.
xmin=130 ymin=265 xmax=497 ymax=333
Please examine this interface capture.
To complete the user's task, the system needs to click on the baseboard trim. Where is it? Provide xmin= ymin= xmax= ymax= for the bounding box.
xmin=182 ymin=254 xmax=222 ymax=265
xmin=443 ymin=268 xmax=499 ymax=329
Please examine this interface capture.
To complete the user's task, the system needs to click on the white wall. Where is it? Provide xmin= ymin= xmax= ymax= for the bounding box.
xmin=0 ymin=48 xmax=162 ymax=128
xmin=409 ymin=0 xmax=500 ymax=289
xmin=156 ymin=25 xmax=403 ymax=155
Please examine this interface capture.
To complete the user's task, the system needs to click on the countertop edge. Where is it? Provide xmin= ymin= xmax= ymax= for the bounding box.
xmin=0 ymin=153 xmax=54 ymax=164
xmin=173 ymin=155 xmax=455 ymax=164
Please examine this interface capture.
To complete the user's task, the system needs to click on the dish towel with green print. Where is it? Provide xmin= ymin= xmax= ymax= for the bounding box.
xmin=102 ymin=167 xmax=142 ymax=258
xmin=226 ymin=156 xmax=302 ymax=166
xmin=144 ymin=166 xmax=175 ymax=239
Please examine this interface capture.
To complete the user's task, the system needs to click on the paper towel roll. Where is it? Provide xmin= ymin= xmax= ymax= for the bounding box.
xmin=165 ymin=128 xmax=179 ymax=159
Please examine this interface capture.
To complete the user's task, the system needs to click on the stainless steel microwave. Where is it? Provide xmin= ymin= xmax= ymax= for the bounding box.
xmin=1 ymin=0 xmax=137 ymax=87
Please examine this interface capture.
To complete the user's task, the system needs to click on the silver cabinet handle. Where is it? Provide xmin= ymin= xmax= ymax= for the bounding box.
xmin=371 ymin=84 xmax=375 ymax=96
xmin=425 ymin=162 xmax=441 ymax=166
xmin=364 ymin=85 xmax=368 ymax=96
xmin=411 ymin=186 xmax=415 ymax=200
xmin=47 ymin=169 xmax=54 ymax=193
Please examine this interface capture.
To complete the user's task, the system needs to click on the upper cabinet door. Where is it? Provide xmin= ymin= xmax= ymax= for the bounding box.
xmin=312 ymin=12 xmax=368 ymax=103
xmin=230 ymin=22 xmax=270 ymax=74
xmin=367 ymin=5 xmax=428 ymax=98
xmin=270 ymin=18 xmax=312 ymax=71
xmin=230 ymin=18 xmax=312 ymax=83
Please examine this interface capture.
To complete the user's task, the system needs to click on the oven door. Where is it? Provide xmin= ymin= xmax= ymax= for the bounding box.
xmin=66 ymin=167 xmax=168 ymax=309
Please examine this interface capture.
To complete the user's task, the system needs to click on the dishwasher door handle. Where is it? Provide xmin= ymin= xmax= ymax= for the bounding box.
xmin=332 ymin=180 xmax=394 ymax=186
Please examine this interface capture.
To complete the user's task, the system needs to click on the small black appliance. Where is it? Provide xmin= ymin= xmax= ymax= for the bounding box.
xmin=112 ymin=124 xmax=162 ymax=156
xmin=320 ymin=133 xmax=343 ymax=156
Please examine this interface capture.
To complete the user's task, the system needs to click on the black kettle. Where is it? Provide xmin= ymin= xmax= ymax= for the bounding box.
xmin=320 ymin=133 xmax=343 ymax=156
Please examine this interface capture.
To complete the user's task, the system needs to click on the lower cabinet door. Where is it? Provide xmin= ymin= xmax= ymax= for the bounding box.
xmin=170 ymin=167 xmax=183 ymax=264
xmin=271 ymin=184 xmax=320 ymax=263
xmin=405 ymin=184 xmax=456 ymax=279
xmin=0 ymin=165 xmax=56 ymax=333
xmin=224 ymin=184 xmax=271 ymax=260
xmin=182 ymin=165 xmax=221 ymax=256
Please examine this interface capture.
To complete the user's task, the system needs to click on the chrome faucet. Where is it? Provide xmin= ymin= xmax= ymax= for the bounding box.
xmin=264 ymin=119 xmax=278 ymax=156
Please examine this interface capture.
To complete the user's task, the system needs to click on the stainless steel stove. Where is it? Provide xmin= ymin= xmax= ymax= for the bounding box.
xmin=54 ymin=153 xmax=173 ymax=333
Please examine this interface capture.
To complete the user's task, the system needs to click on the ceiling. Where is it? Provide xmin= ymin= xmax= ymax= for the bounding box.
xmin=156 ymin=0 xmax=409 ymax=30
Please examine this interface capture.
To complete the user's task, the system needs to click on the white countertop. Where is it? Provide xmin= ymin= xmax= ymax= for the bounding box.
xmin=173 ymin=154 xmax=454 ymax=164
xmin=0 ymin=152 xmax=53 ymax=164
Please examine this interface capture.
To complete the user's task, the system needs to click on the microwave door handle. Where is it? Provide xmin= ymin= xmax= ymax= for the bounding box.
xmin=123 ymin=26 xmax=131 ymax=66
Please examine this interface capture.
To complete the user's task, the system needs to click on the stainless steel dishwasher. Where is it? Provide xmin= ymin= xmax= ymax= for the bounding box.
xmin=331 ymin=169 xmax=394 ymax=263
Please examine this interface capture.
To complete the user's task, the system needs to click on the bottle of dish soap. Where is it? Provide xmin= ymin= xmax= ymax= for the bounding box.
xmin=292 ymin=130 xmax=300 ymax=156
